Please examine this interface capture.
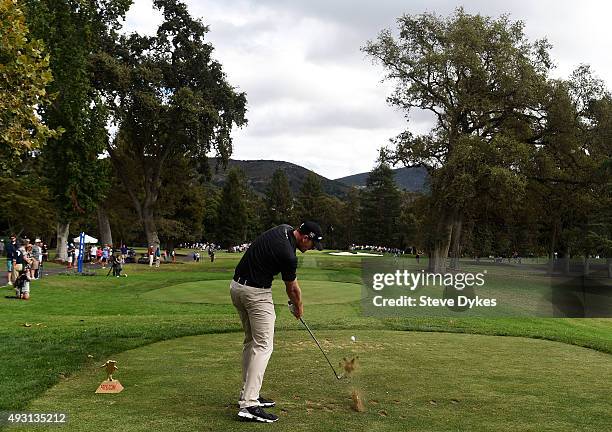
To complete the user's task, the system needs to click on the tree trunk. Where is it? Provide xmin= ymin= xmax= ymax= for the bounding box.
xmin=56 ymin=222 xmax=69 ymax=262
xmin=607 ymin=258 xmax=612 ymax=279
xmin=142 ymin=207 xmax=160 ymax=248
xmin=428 ymin=219 xmax=453 ymax=273
xmin=564 ymin=246 xmax=571 ymax=275
xmin=583 ymin=256 xmax=590 ymax=276
xmin=97 ymin=207 xmax=113 ymax=246
xmin=547 ymin=224 xmax=557 ymax=275
xmin=449 ymin=217 xmax=463 ymax=270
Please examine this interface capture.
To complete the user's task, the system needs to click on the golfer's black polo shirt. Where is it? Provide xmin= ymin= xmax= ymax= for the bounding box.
xmin=233 ymin=224 xmax=297 ymax=288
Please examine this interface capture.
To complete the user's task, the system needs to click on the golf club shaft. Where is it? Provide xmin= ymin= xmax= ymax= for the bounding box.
xmin=299 ymin=317 xmax=341 ymax=379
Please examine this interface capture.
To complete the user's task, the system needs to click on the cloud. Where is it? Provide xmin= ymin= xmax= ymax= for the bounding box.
xmin=123 ymin=0 xmax=612 ymax=179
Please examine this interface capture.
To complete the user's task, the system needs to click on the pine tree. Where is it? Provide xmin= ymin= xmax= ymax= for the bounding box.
xmin=297 ymin=172 xmax=323 ymax=222
xmin=358 ymin=164 xmax=401 ymax=247
xmin=265 ymin=169 xmax=294 ymax=228
xmin=217 ymin=168 xmax=248 ymax=247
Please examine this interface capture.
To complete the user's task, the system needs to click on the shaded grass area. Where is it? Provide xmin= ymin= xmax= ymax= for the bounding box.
xmin=6 ymin=331 xmax=612 ymax=432
xmin=1 ymin=251 xmax=611 ymax=419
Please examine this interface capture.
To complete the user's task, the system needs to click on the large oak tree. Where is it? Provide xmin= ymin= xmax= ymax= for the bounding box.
xmin=364 ymin=9 xmax=552 ymax=271
xmin=93 ymin=0 xmax=247 ymax=247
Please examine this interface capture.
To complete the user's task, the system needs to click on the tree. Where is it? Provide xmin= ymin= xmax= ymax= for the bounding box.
xmin=202 ymin=185 xmax=221 ymax=242
xmin=0 ymin=0 xmax=59 ymax=165
xmin=264 ymin=169 xmax=294 ymax=228
xmin=318 ymin=195 xmax=344 ymax=250
xmin=217 ymin=168 xmax=248 ymax=247
xmin=358 ymin=164 xmax=401 ymax=247
xmin=151 ymin=155 xmax=206 ymax=246
xmin=526 ymin=67 xmax=612 ymax=273
xmin=338 ymin=187 xmax=361 ymax=248
xmin=296 ymin=172 xmax=323 ymax=222
xmin=25 ymin=0 xmax=130 ymax=260
xmin=0 ymin=174 xmax=56 ymax=238
xmin=364 ymin=9 xmax=552 ymax=271
xmin=93 ymin=0 xmax=247 ymax=248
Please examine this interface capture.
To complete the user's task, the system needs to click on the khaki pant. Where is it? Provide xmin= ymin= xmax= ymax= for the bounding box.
xmin=12 ymin=263 xmax=22 ymax=283
xmin=230 ymin=280 xmax=276 ymax=408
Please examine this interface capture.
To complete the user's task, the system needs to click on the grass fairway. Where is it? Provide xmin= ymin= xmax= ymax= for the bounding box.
xmin=7 ymin=331 xmax=612 ymax=432
xmin=1 ymin=252 xmax=611 ymax=431
xmin=142 ymin=279 xmax=362 ymax=304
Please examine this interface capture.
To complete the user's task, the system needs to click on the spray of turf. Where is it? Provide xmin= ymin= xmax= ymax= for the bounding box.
xmin=340 ymin=357 xmax=359 ymax=376
xmin=350 ymin=388 xmax=366 ymax=412
xmin=340 ymin=357 xmax=366 ymax=412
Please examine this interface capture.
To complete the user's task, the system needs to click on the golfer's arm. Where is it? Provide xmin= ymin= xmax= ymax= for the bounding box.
xmin=285 ymin=279 xmax=302 ymax=309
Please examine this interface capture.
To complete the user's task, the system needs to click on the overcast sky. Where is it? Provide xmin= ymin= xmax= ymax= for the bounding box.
xmin=123 ymin=0 xmax=612 ymax=179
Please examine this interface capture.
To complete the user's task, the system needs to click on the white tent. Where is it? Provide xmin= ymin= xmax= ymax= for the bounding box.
xmin=73 ymin=234 xmax=98 ymax=244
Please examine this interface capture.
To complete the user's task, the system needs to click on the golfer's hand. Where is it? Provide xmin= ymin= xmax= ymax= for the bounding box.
xmin=293 ymin=302 xmax=303 ymax=319
xmin=288 ymin=301 xmax=303 ymax=319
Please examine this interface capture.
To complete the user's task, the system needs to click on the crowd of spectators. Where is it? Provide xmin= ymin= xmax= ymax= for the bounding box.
xmin=228 ymin=243 xmax=250 ymax=253
xmin=349 ymin=244 xmax=409 ymax=256
xmin=1 ymin=235 xmax=48 ymax=300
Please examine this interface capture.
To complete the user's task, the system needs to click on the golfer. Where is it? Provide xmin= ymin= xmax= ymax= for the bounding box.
xmin=230 ymin=221 xmax=323 ymax=423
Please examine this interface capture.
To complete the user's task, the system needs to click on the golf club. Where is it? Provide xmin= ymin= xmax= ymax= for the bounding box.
xmin=288 ymin=301 xmax=344 ymax=380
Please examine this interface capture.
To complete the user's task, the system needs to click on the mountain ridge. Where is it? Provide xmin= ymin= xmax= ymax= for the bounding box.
xmin=208 ymin=158 xmax=427 ymax=196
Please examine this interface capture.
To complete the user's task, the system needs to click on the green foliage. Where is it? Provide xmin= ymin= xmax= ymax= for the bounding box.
xmin=358 ymin=164 xmax=402 ymax=247
xmin=525 ymin=68 xmax=612 ymax=258
xmin=217 ymin=168 xmax=248 ymax=246
xmin=25 ymin=0 xmax=131 ymax=217
xmin=201 ymin=185 xmax=221 ymax=242
xmin=337 ymin=186 xmax=361 ymax=247
xmin=0 ymin=173 xmax=55 ymax=236
xmin=317 ymin=194 xmax=345 ymax=249
xmin=93 ymin=0 xmax=247 ymax=244
xmin=264 ymin=169 xmax=294 ymax=228
xmin=0 ymin=0 xmax=59 ymax=166
xmin=363 ymin=9 xmax=612 ymax=262
xmin=296 ymin=172 xmax=323 ymax=222
xmin=155 ymin=157 xmax=206 ymax=244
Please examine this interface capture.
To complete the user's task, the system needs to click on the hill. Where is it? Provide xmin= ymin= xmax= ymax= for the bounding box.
xmin=208 ymin=158 xmax=350 ymax=197
xmin=335 ymin=166 xmax=428 ymax=192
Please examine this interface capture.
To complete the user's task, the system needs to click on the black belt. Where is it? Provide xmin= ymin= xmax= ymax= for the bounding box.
xmin=233 ymin=276 xmax=270 ymax=289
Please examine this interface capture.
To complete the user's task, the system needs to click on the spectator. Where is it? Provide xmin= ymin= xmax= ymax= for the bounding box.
xmin=15 ymin=244 xmax=31 ymax=300
xmin=33 ymin=239 xmax=43 ymax=279
xmin=155 ymin=246 xmax=161 ymax=268
xmin=96 ymin=246 xmax=103 ymax=264
xmin=89 ymin=244 xmax=97 ymax=263
xmin=101 ymin=245 xmax=110 ymax=269
xmin=13 ymin=244 xmax=25 ymax=282
xmin=76 ymin=244 xmax=82 ymax=268
xmin=120 ymin=244 xmax=128 ymax=264
xmin=30 ymin=242 xmax=41 ymax=279
xmin=170 ymin=249 xmax=176 ymax=264
xmin=148 ymin=245 xmax=155 ymax=266
xmin=5 ymin=234 xmax=17 ymax=286
xmin=110 ymin=253 xmax=124 ymax=277
xmin=67 ymin=243 xmax=75 ymax=269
